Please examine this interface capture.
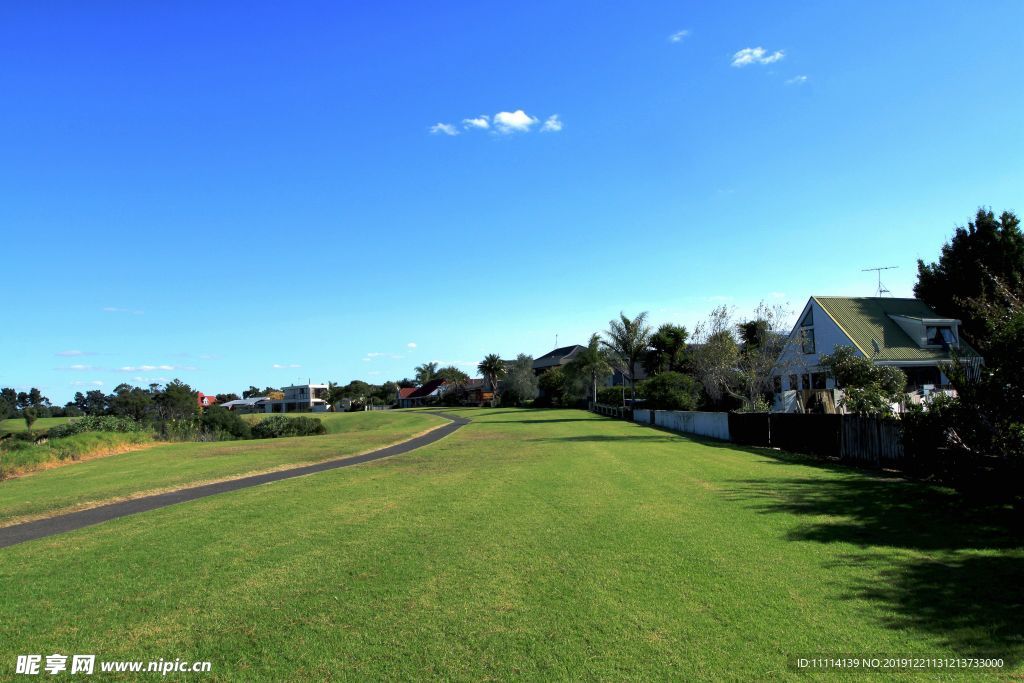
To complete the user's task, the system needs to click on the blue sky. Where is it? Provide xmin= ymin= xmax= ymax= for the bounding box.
xmin=2 ymin=1 xmax=1022 ymax=403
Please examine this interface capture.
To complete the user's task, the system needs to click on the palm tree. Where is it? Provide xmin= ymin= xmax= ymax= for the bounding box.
xmin=477 ymin=354 xmax=506 ymax=407
xmin=566 ymin=333 xmax=614 ymax=405
xmin=414 ymin=361 xmax=439 ymax=385
xmin=602 ymin=311 xmax=652 ymax=404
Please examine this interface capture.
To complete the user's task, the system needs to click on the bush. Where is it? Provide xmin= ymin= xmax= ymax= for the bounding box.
xmin=596 ymin=385 xmax=626 ymax=406
xmin=251 ymin=415 xmax=326 ymax=439
xmin=200 ymin=406 xmax=252 ymax=440
xmin=48 ymin=415 xmax=145 ymax=439
xmin=637 ymin=372 xmax=702 ymax=411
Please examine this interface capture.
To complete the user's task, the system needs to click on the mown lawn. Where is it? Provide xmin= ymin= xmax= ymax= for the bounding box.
xmin=0 ymin=416 xmax=72 ymax=433
xmin=0 ymin=411 xmax=443 ymax=524
xmin=0 ymin=408 xmax=1019 ymax=680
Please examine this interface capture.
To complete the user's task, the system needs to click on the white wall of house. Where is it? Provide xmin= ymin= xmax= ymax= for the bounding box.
xmin=774 ymin=298 xmax=857 ymax=391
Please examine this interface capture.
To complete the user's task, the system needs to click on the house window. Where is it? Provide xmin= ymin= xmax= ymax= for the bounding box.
xmin=799 ymin=309 xmax=815 ymax=354
xmin=788 ymin=374 xmax=798 ymax=391
xmin=926 ymin=326 xmax=956 ymax=347
xmin=773 ymin=376 xmax=782 ymax=393
xmin=811 ymin=373 xmax=827 ymax=390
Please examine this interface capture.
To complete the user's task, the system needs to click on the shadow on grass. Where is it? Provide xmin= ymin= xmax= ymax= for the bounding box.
xmin=475 ymin=418 xmax=600 ymax=425
xmin=525 ymin=434 xmax=685 ymax=444
xmin=728 ymin=474 xmax=1024 ymax=664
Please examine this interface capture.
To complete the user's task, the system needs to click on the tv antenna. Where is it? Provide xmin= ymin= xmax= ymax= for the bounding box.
xmin=862 ymin=266 xmax=898 ymax=297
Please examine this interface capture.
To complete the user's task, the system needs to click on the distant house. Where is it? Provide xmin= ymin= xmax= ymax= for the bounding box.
xmin=462 ymin=378 xmax=494 ymax=407
xmin=265 ymin=383 xmax=331 ymax=413
xmin=396 ymin=379 xmax=448 ymax=408
xmin=772 ymin=296 xmax=982 ymax=411
xmin=532 ymin=345 xmax=585 ymax=375
xmin=197 ymin=392 xmax=218 ymax=408
xmin=220 ymin=397 xmax=271 ymax=413
xmin=396 ymin=387 xmax=417 ymax=408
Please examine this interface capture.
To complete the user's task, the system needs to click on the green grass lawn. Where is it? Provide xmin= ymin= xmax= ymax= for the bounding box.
xmin=0 ymin=411 xmax=444 ymax=524
xmin=0 ymin=416 xmax=72 ymax=433
xmin=0 ymin=408 xmax=1019 ymax=680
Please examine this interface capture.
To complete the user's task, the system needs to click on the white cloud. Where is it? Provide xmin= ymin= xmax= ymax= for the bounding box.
xmin=541 ymin=114 xmax=563 ymax=133
xmin=68 ymin=364 xmax=94 ymax=371
xmin=272 ymin=363 xmax=302 ymax=369
xmin=102 ymin=306 xmax=144 ymax=315
xmin=493 ymin=110 xmax=538 ymax=133
xmin=431 ymin=359 xmax=478 ymax=368
xmin=669 ymin=30 xmax=689 ymax=43
xmin=56 ymin=350 xmax=94 ymax=357
xmin=118 ymin=364 xmax=184 ymax=372
xmin=71 ymin=380 xmax=104 ymax=387
xmin=462 ymin=115 xmax=489 ymax=130
xmin=786 ymin=75 xmax=808 ymax=85
xmin=430 ymin=122 xmax=459 ymax=136
xmin=406 ymin=342 xmax=417 ymax=349
xmin=731 ymin=47 xmax=785 ymax=67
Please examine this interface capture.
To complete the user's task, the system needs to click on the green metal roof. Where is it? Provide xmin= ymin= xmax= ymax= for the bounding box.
xmin=812 ymin=296 xmax=980 ymax=363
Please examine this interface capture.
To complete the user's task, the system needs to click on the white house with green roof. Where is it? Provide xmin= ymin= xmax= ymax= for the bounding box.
xmin=772 ymin=296 xmax=981 ymax=410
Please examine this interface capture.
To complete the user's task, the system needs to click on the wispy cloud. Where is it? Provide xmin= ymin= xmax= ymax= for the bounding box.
xmin=669 ymin=29 xmax=689 ymax=43
xmin=55 ymin=350 xmax=95 ymax=357
xmin=363 ymin=352 xmax=403 ymax=362
xmin=406 ymin=342 xmax=417 ymax=349
xmin=785 ymin=75 xmax=808 ymax=85
xmin=493 ymin=109 xmax=539 ymax=133
xmin=731 ymin=47 xmax=785 ymax=67
xmin=118 ymin=364 xmax=193 ymax=372
xmin=102 ymin=306 xmax=144 ymax=315
xmin=541 ymin=114 xmax=563 ymax=133
xmin=71 ymin=380 xmax=104 ymax=387
xmin=462 ymin=115 xmax=489 ymax=130
xmin=272 ymin=363 xmax=302 ymax=369
xmin=430 ymin=122 xmax=459 ymax=136
xmin=431 ymin=359 xmax=478 ymax=368
xmin=68 ymin=364 xmax=97 ymax=371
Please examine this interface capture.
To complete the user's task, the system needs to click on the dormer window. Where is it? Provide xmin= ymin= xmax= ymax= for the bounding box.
xmin=926 ymin=325 xmax=956 ymax=347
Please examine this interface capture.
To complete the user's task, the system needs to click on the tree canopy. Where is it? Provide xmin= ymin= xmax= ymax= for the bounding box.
xmin=602 ymin=311 xmax=651 ymax=403
xmin=915 ymin=208 xmax=1024 ymax=343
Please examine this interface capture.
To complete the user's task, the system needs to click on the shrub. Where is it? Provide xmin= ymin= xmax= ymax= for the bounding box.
xmin=596 ymin=386 xmax=626 ymax=406
xmin=48 ymin=415 xmax=145 ymax=439
xmin=200 ymin=406 xmax=252 ymax=440
xmin=637 ymin=372 xmax=702 ymax=411
xmin=251 ymin=415 xmax=326 ymax=439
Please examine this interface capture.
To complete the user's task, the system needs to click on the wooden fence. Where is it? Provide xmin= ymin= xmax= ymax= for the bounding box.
xmin=635 ymin=410 xmax=905 ymax=468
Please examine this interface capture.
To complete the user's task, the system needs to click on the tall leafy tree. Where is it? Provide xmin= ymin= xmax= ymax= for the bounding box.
xmin=602 ymin=311 xmax=652 ymax=403
xmin=915 ymin=208 xmax=1024 ymax=342
xmin=436 ymin=365 xmax=469 ymax=386
xmin=566 ymin=333 xmax=614 ymax=404
xmin=643 ymin=324 xmax=689 ymax=375
xmin=689 ymin=306 xmax=740 ymax=407
xmin=477 ymin=354 xmax=506 ymax=407
xmin=153 ymin=379 xmax=198 ymax=421
xmin=108 ymin=383 xmax=153 ymax=422
xmin=502 ymin=355 xmax=539 ymax=406
xmin=414 ymin=362 xmax=439 ymax=385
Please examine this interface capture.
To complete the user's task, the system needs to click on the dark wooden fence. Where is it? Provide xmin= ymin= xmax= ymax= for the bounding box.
xmin=725 ymin=412 xmax=903 ymax=466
